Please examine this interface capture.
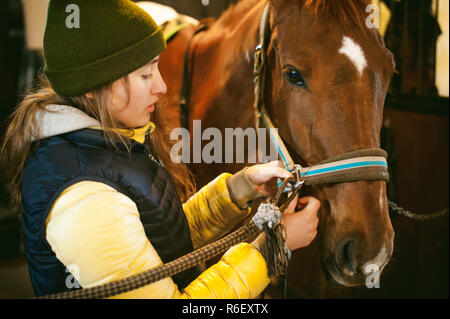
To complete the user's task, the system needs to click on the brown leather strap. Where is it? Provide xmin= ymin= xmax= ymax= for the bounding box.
xmin=179 ymin=24 xmax=209 ymax=129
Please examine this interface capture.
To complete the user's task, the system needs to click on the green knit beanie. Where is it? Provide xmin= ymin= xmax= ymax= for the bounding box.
xmin=43 ymin=0 xmax=166 ymax=97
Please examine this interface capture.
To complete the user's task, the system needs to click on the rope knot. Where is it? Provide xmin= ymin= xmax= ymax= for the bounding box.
xmin=252 ymin=202 xmax=281 ymax=230
xmin=252 ymin=200 xmax=291 ymax=278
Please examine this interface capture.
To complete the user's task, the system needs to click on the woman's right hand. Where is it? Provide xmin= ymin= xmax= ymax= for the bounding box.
xmin=281 ymin=195 xmax=320 ymax=251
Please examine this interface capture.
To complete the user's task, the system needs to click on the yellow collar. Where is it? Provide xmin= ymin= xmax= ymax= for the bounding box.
xmin=90 ymin=121 xmax=155 ymax=144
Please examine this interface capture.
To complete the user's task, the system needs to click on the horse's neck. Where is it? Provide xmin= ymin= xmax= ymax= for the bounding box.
xmin=190 ymin=0 xmax=265 ymax=128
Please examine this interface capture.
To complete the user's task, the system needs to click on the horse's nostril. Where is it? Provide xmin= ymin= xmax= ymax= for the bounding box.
xmin=338 ymin=240 xmax=356 ymax=276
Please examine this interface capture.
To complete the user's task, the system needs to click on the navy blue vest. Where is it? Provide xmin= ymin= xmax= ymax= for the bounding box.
xmin=21 ymin=128 xmax=199 ymax=296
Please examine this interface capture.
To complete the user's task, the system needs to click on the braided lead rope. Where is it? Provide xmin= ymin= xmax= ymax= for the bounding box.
xmin=38 ymin=222 xmax=260 ymax=299
xmin=388 ymin=200 xmax=449 ymax=221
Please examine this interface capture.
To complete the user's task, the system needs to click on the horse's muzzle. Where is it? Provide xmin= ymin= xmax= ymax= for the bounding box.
xmin=322 ymin=232 xmax=394 ymax=287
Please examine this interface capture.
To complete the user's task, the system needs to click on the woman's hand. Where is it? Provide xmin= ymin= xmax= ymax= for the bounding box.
xmin=246 ymin=160 xmax=320 ymax=251
xmin=245 ymin=161 xmax=293 ymax=197
xmin=281 ymin=195 xmax=320 ymax=251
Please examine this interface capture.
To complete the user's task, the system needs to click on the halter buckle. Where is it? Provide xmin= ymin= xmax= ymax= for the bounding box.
xmin=277 ymin=164 xmax=304 ymax=193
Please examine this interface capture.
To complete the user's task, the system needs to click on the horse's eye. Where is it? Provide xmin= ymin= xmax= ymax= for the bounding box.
xmin=284 ymin=67 xmax=307 ymax=89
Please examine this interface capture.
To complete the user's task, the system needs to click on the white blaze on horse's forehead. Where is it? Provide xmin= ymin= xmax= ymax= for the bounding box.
xmin=338 ymin=36 xmax=368 ymax=76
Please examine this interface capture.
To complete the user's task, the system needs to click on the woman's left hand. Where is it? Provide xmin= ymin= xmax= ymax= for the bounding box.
xmin=245 ymin=161 xmax=293 ymax=197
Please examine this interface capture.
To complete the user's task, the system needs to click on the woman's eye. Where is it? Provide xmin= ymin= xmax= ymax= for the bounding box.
xmin=284 ymin=67 xmax=307 ymax=89
xmin=142 ymin=74 xmax=152 ymax=80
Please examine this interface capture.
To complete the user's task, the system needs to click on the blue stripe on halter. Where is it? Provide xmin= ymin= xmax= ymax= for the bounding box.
xmin=261 ymin=112 xmax=294 ymax=171
xmin=300 ymin=160 xmax=387 ymax=177
xmin=277 ymin=144 xmax=291 ymax=169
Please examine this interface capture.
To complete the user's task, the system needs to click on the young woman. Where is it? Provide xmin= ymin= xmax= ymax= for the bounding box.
xmin=0 ymin=0 xmax=320 ymax=298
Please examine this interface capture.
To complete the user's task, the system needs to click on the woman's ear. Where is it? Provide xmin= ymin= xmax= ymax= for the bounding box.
xmin=86 ymin=92 xmax=94 ymax=99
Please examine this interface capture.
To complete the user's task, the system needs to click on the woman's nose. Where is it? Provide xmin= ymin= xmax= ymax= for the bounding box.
xmin=151 ymin=70 xmax=167 ymax=96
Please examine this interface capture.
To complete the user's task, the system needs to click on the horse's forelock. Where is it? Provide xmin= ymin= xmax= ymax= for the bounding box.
xmin=299 ymin=0 xmax=372 ymax=33
xmin=219 ymin=0 xmax=372 ymax=36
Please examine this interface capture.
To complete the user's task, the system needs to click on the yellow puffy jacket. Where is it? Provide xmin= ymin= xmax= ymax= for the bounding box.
xmin=44 ymin=121 xmax=270 ymax=299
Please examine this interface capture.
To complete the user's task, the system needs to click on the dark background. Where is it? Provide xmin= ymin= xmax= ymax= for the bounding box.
xmin=0 ymin=0 xmax=447 ymax=298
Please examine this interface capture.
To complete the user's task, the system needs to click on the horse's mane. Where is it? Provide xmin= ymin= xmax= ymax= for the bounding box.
xmin=303 ymin=0 xmax=372 ymax=31
xmin=218 ymin=0 xmax=371 ymax=33
xmin=216 ymin=0 xmax=261 ymax=27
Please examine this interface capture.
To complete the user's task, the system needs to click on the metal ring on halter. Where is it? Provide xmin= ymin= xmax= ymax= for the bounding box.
xmin=274 ymin=176 xmax=295 ymax=205
xmin=277 ymin=164 xmax=304 ymax=193
xmin=274 ymin=176 xmax=304 ymax=212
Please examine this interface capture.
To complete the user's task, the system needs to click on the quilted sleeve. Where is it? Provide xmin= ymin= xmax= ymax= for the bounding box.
xmin=183 ymin=169 xmax=263 ymax=249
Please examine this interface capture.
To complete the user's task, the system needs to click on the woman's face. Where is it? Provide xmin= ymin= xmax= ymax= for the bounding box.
xmin=108 ymin=56 xmax=167 ymax=128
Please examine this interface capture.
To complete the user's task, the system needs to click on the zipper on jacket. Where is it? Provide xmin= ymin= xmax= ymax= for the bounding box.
xmin=143 ymin=133 xmax=164 ymax=167
xmin=143 ymin=146 xmax=164 ymax=167
xmin=147 ymin=152 xmax=162 ymax=166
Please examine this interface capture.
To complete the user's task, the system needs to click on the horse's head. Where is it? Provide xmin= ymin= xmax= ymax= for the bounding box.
xmin=266 ymin=0 xmax=396 ymax=286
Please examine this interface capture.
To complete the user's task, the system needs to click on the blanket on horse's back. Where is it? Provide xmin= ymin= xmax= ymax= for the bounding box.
xmin=135 ymin=1 xmax=200 ymax=42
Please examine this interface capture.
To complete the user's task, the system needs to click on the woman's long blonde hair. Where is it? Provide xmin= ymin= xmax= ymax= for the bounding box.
xmin=0 ymin=75 xmax=196 ymax=214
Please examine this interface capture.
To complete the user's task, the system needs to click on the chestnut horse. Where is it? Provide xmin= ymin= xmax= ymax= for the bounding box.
xmin=158 ymin=0 xmax=396 ymax=297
